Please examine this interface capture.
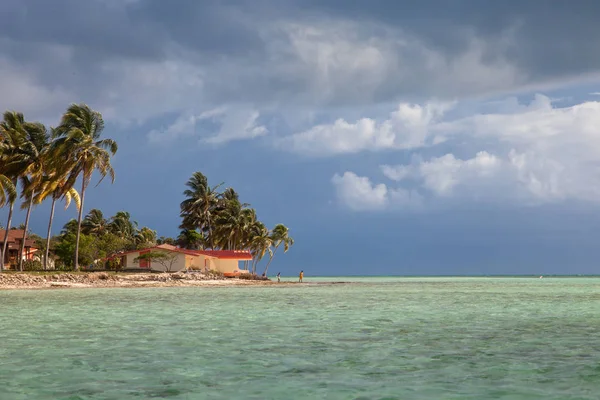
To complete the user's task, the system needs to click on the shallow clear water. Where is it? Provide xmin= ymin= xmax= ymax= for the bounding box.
xmin=1 ymin=277 xmax=600 ymax=399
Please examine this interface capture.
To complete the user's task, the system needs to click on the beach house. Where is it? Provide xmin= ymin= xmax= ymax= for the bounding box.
xmin=106 ymin=244 xmax=253 ymax=275
xmin=0 ymin=229 xmax=39 ymax=269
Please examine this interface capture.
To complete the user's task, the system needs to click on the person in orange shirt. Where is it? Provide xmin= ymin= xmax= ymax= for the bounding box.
xmin=299 ymin=270 xmax=304 ymax=283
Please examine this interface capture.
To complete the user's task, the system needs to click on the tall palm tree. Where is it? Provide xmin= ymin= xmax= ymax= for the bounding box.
xmin=52 ymin=104 xmax=117 ymax=270
xmin=15 ymin=122 xmax=49 ymax=271
xmin=0 ymin=125 xmax=16 ymax=211
xmin=180 ymin=172 xmax=223 ymax=249
xmin=34 ymin=174 xmax=80 ymax=270
xmin=0 ymin=173 xmax=17 ymax=271
xmin=248 ymin=221 xmax=272 ymax=274
xmin=212 ymin=188 xmax=253 ymax=250
xmin=263 ymin=224 xmax=294 ymax=276
xmin=0 ymin=112 xmax=48 ymax=271
xmin=213 ymin=198 xmax=244 ymax=250
xmin=0 ymin=111 xmax=27 ymax=271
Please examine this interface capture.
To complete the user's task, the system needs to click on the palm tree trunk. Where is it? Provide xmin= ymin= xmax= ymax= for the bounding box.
xmin=262 ymin=245 xmax=279 ymax=276
xmin=0 ymin=202 xmax=14 ymax=272
xmin=18 ymin=196 xmax=34 ymax=272
xmin=74 ymin=177 xmax=87 ymax=271
xmin=252 ymin=257 xmax=259 ymax=274
xmin=44 ymin=196 xmax=57 ymax=270
xmin=208 ymin=222 xmax=214 ymax=249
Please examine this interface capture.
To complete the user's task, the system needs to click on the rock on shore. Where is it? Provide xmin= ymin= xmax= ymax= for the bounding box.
xmin=0 ymin=271 xmax=271 ymax=290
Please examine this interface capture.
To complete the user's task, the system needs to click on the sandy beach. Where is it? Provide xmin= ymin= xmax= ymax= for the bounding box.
xmin=0 ymin=272 xmax=291 ymax=290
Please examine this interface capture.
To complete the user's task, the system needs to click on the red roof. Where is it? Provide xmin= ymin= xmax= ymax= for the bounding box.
xmin=107 ymin=246 xmax=252 ymax=260
xmin=193 ymin=250 xmax=253 ymax=260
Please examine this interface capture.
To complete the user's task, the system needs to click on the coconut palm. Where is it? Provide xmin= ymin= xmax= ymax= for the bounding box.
xmin=213 ymin=198 xmax=244 ymax=250
xmin=52 ymin=104 xmax=117 ymax=270
xmin=134 ymin=226 xmax=157 ymax=248
xmin=15 ymin=122 xmax=49 ymax=271
xmin=0 ymin=111 xmax=27 ymax=271
xmin=108 ymin=211 xmax=137 ymax=240
xmin=82 ymin=209 xmax=108 ymax=236
xmin=0 ymin=112 xmax=49 ymax=271
xmin=180 ymin=172 xmax=223 ymax=249
xmin=176 ymin=229 xmax=206 ymax=250
xmin=262 ymin=224 xmax=294 ymax=276
xmin=0 ymin=174 xmax=16 ymax=208
xmin=61 ymin=219 xmax=79 ymax=236
xmin=34 ymin=174 xmax=80 ymax=270
xmin=0 ymin=173 xmax=16 ymax=271
xmin=248 ymin=221 xmax=272 ymax=274
xmin=0 ymin=125 xmax=16 ymax=210
xmin=212 ymin=188 xmax=254 ymax=250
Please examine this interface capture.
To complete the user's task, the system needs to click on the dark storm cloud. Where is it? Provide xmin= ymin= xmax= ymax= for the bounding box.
xmin=1 ymin=0 xmax=600 ymax=112
xmin=293 ymin=0 xmax=600 ymax=81
xmin=0 ymin=0 xmax=165 ymax=60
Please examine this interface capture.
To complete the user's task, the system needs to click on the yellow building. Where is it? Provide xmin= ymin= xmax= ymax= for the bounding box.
xmin=108 ymin=244 xmax=253 ymax=274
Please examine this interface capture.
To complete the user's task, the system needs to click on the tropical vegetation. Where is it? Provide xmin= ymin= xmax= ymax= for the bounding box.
xmin=0 ymin=104 xmax=293 ymax=274
xmin=179 ymin=171 xmax=294 ymax=274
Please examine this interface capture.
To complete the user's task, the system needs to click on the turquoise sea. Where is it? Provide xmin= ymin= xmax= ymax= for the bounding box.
xmin=1 ymin=277 xmax=600 ymax=399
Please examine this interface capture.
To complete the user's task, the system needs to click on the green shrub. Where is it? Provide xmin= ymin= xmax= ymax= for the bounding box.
xmin=238 ymin=273 xmax=269 ymax=281
xmin=22 ymin=260 xmax=43 ymax=271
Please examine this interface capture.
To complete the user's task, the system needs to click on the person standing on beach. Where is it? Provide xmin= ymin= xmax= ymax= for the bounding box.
xmin=277 ymin=272 xmax=281 ymax=282
xmin=299 ymin=270 xmax=303 ymax=283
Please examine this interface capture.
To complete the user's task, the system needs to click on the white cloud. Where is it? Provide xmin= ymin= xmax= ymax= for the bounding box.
xmin=332 ymin=95 xmax=600 ymax=209
xmin=331 ymin=172 xmax=389 ymax=211
xmin=202 ymin=109 xmax=268 ymax=145
xmin=148 ymin=107 xmax=267 ymax=145
xmin=281 ymin=101 xmax=452 ymax=156
xmin=380 ymin=150 xmax=569 ymax=203
xmin=331 ymin=171 xmax=422 ymax=211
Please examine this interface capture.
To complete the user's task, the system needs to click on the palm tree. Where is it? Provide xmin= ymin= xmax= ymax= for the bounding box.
xmin=180 ymin=172 xmax=223 ymax=249
xmin=82 ymin=209 xmax=108 ymax=236
xmin=263 ymin=224 xmax=294 ymax=276
xmin=134 ymin=227 xmax=157 ymax=248
xmin=213 ymin=198 xmax=244 ymax=250
xmin=0 ymin=125 xmax=17 ymax=211
xmin=61 ymin=219 xmax=79 ymax=236
xmin=0 ymin=174 xmax=16 ymax=208
xmin=52 ymin=104 xmax=117 ymax=270
xmin=248 ymin=221 xmax=272 ymax=274
xmin=0 ymin=111 xmax=27 ymax=271
xmin=108 ymin=211 xmax=137 ymax=240
xmin=157 ymin=236 xmax=175 ymax=246
xmin=34 ymin=174 xmax=80 ymax=270
xmin=15 ymin=122 xmax=49 ymax=271
xmin=0 ymin=173 xmax=16 ymax=271
xmin=0 ymin=112 xmax=49 ymax=271
xmin=176 ymin=229 xmax=206 ymax=250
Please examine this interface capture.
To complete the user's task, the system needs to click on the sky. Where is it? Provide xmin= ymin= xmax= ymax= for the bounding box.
xmin=2 ymin=0 xmax=600 ymax=275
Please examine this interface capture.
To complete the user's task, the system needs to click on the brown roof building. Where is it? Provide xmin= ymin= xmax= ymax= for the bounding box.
xmin=0 ymin=229 xmax=39 ymax=269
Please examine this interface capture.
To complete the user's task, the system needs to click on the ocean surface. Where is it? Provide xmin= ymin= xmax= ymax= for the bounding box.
xmin=1 ymin=277 xmax=600 ymax=399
